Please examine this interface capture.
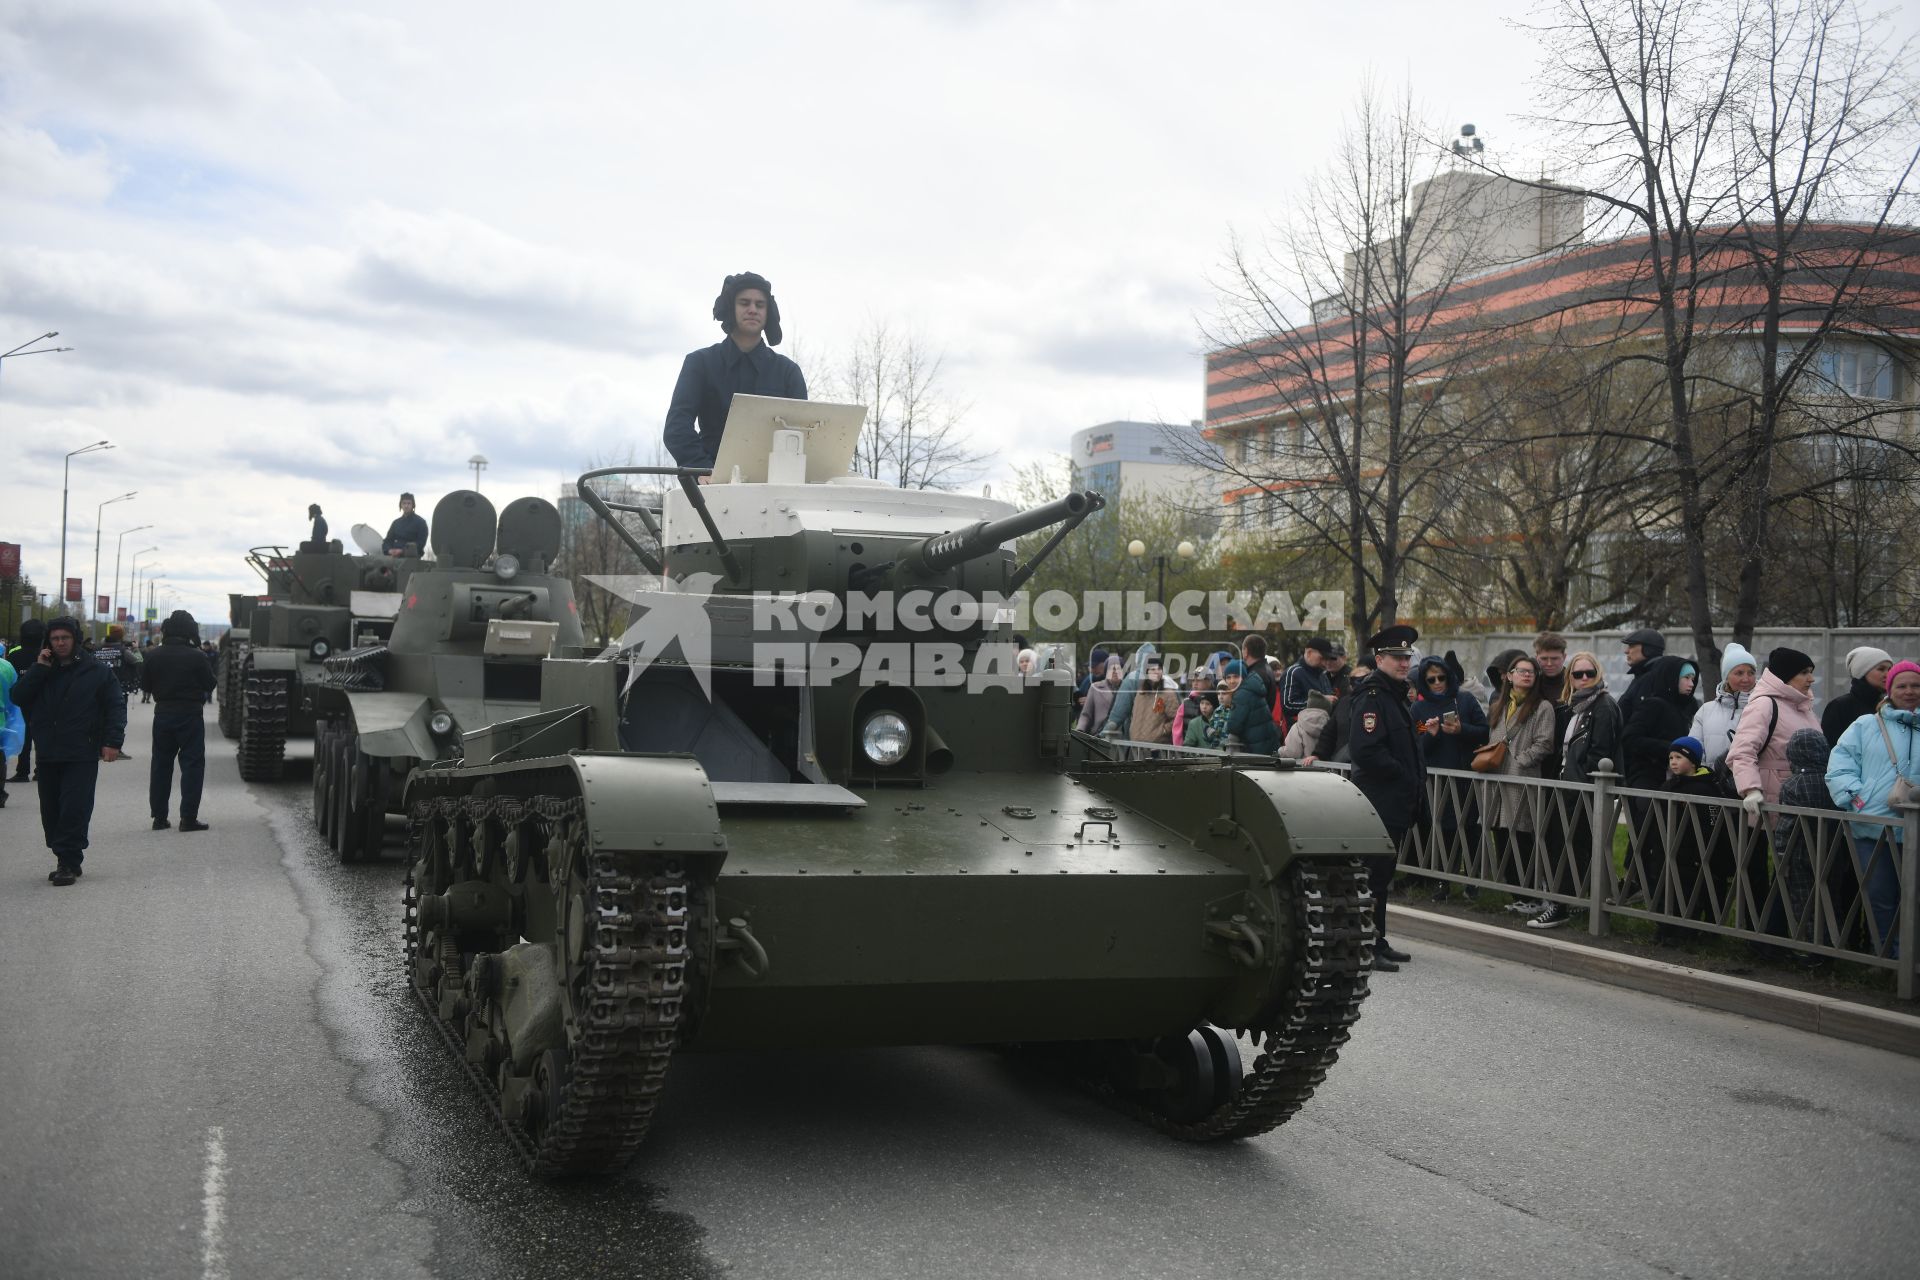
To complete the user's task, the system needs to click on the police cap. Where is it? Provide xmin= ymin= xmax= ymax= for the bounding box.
xmin=1367 ymin=624 xmax=1419 ymax=656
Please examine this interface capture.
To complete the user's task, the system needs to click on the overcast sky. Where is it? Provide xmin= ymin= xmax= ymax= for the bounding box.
xmin=0 ymin=0 xmax=1571 ymax=623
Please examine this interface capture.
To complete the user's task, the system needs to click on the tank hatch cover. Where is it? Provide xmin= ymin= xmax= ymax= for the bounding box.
xmin=431 ymin=490 xmax=498 ymax=568
xmin=496 ymin=496 xmax=563 ymax=572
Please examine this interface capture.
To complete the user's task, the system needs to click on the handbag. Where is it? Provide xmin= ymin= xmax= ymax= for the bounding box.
xmin=1471 ymin=740 xmax=1507 ymax=773
xmin=1874 ymin=713 xmax=1919 ymax=809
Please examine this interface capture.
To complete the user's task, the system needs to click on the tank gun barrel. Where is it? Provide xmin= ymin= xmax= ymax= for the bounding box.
xmin=872 ymin=491 xmax=1104 ymax=586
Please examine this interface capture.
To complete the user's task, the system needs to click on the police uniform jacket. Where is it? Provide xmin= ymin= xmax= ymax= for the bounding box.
xmin=1347 ymin=669 xmax=1427 ymax=833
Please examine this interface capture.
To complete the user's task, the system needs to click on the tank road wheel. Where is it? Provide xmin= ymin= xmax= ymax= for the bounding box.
xmin=404 ymin=793 xmax=700 ymax=1179
xmin=335 ymin=745 xmax=386 ymax=862
xmin=331 ymin=736 xmax=359 ymax=862
xmin=1077 ymin=859 xmax=1373 ymax=1141
xmin=236 ymin=653 xmax=289 ymax=782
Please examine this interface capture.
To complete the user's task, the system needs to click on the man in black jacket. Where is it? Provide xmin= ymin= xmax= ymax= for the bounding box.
xmin=664 ymin=271 xmax=808 ymax=472
xmin=1615 ymin=628 xmax=1667 ymax=726
xmin=382 ymin=493 xmax=429 ymax=558
xmin=1347 ymin=625 xmax=1425 ymax=971
xmin=144 ymin=610 xmax=218 ymax=832
xmin=10 ymin=616 xmax=127 ymax=885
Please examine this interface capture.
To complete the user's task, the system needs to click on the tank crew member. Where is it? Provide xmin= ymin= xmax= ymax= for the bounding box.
xmin=306 ymin=503 xmax=329 ymax=551
xmin=382 ymin=492 xmax=428 ymax=558
xmin=144 ymin=610 xmax=218 ymax=833
xmin=1346 ymin=624 xmax=1424 ymax=972
xmin=9 ymin=616 xmax=128 ymax=886
xmin=664 ymin=271 xmax=807 ymax=477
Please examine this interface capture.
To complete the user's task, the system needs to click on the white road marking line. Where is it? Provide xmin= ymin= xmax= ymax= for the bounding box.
xmin=201 ymin=1125 xmax=229 ymax=1280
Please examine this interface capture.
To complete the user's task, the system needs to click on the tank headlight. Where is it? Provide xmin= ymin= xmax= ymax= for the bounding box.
xmin=308 ymin=638 xmax=331 ymax=660
xmin=494 ymin=553 xmax=521 ymax=581
xmin=429 ymin=711 xmax=455 ymax=736
xmin=860 ymin=712 xmax=911 ymax=767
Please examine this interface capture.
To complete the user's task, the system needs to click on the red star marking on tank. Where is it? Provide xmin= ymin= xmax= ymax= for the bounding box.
xmin=406 ymin=593 xmax=418 ymax=609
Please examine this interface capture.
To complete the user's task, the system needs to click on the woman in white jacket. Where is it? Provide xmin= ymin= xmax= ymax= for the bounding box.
xmin=1690 ymin=642 xmax=1758 ymax=771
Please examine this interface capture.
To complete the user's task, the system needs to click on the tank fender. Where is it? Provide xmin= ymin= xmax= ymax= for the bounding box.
xmin=346 ymin=689 xmax=437 ymax=760
xmin=251 ymin=648 xmax=299 ymax=673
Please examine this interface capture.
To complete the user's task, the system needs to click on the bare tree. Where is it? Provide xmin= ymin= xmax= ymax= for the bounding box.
xmin=553 ymin=445 xmax=666 ymax=647
xmin=1189 ymin=82 xmax=1521 ymax=640
xmin=813 ymin=319 xmax=987 ymax=491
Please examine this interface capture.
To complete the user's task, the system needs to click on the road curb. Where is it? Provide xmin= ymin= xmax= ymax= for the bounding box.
xmin=1390 ymin=906 xmax=1920 ymax=1059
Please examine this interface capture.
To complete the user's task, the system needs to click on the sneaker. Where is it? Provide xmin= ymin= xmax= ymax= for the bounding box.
xmin=1528 ymin=903 xmax=1572 ymax=929
xmin=1505 ymin=899 xmax=1546 ymax=916
xmin=152 ymin=817 xmax=171 ymax=831
xmin=179 ymin=820 xmax=210 ymax=833
xmin=50 ymin=865 xmax=77 ymax=887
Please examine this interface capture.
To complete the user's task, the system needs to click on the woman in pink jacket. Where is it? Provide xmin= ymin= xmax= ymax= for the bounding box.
xmin=1727 ymin=647 xmax=1822 ymax=816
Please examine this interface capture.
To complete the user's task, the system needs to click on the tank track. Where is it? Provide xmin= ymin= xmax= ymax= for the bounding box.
xmin=404 ymin=794 xmax=696 ymax=1179
xmin=319 ymin=643 xmax=389 ymax=691
xmin=216 ymin=643 xmax=244 ymax=740
xmin=1081 ymin=858 xmax=1375 ymax=1140
xmin=236 ymin=652 xmax=288 ymax=781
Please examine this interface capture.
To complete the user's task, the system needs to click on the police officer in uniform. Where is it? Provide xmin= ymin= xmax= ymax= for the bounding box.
xmin=1346 ymin=624 xmax=1423 ymax=971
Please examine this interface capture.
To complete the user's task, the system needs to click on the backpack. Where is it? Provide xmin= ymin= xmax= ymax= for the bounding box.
xmin=1711 ymin=696 xmax=1779 ymax=796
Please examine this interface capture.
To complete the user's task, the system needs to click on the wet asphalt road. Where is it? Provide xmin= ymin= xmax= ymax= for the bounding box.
xmin=4 ymin=699 xmax=1920 ymax=1279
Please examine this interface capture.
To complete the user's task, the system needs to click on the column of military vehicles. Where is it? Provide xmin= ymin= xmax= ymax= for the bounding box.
xmin=223 ymin=395 xmax=1388 ymax=1180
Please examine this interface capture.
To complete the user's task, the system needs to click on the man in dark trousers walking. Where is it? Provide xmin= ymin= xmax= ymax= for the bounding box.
xmin=144 ymin=610 xmax=218 ymax=832
xmin=1345 ymin=624 xmax=1425 ymax=972
xmin=9 ymin=615 xmax=127 ymax=885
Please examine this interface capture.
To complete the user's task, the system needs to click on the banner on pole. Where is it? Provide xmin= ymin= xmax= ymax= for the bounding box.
xmin=118 ymin=607 xmax=130 ymax=623
xmin=65 ymin=577 xmax=82 ymax=603
xmin=96 ymin=594 xmax=109 ymax=616
xmin=0 ymin=542 xmax=19 ymax=579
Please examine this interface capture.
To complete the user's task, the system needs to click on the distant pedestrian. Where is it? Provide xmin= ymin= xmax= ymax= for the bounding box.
xmin=1559 ymin=651 xmax=1623 ymax=785
xmin=1620 ymin=655 xmax=1700 ymax=913
xmin=9 ymin=618 xmax=44 ymax=782
xmin=1221 ymin=657 xmax=1280 ymax=754
xmin=1279 ymin=636 xmax=1335 ymax=723
xmin=1728 ymin=647 xmax=1821 ymax=817
xmin=1324 ymin=643 xmax=1352 ymax=698
xmin=1346 ymin=625 xmax=1423 ymax=971
xmin=1316 ymin=661 xmax=1372 ymax=763
xmin=1076 ymin=655 xmax=1124 ymax=734
xmin=1173 ymin=668 xmax=1214 ymax=748
xmin=1772 ymin=729 xmax=1842 ymax=947
xmin=1486 ymin=655 xmax=1563 ymax=924
xmin=1660 ymin=735 xmax=1738 ymax=943
xmin=1821 ymin=646 xmax=1894 ymax=747
xmin=0 ymin=649 xmax=18 ymax=807
xmin=1127 ymin=656 xmax=1177 ymax=745
xmin=1280 ymin=689 xmax=1334 ymax=761
xmin=144 ymin=610 xmax=218 ymax=833
xmin=8 ymin=616 xmax=128 ymax=885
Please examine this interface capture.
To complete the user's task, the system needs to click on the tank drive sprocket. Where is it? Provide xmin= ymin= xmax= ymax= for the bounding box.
xmin=404 ymin=793 xmax=704 ymax=1178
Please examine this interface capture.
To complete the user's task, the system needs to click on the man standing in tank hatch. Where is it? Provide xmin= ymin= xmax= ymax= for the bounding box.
xmin=1345 ymin=624 xmax=1424 ymax=972
xmin=382 ymin=492 xmax=428 ymax=558
xmin=664 ymin=272 xmax=807 ymax=480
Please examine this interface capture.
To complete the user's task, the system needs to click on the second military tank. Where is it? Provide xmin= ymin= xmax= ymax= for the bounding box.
xmin=391 ymin=398 xmax=1386 ymax=1178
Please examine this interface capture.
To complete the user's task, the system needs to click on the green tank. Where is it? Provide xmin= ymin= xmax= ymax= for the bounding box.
xmin=308 ymin=490 xmax=584 ymax=863
xmin=396 ymin=418 xmax=1386 ymax=1179
xmin=219 ymin=543 xmax=419 ymax=780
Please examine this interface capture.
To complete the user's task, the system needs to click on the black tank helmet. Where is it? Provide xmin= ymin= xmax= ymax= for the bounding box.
xmin=711 ymin=271 xmax=783 ymax=346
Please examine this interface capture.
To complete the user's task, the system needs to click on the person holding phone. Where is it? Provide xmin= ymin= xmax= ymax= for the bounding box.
xmin=8 ymin=615 xmax=128 ymax=886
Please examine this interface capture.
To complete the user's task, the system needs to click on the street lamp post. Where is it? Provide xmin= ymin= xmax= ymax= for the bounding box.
xmin=90 ymin=491 xmax=138 ymax=639
xmin=469 ymin=454 xmax=489 ymax=491
xmin=58 ymin=440 xmax=113 ymax=600
xmin=1127 ymin=538 xmax=1198 ymax=644
xmin=130 ymin=548 xmax=159 ymax=641
xmin=112 ymin=523 xmax=153 ymax=633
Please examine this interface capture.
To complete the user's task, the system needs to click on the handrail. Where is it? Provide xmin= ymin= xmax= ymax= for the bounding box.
xmin=575 ymin=465 xmax=743 ymax=583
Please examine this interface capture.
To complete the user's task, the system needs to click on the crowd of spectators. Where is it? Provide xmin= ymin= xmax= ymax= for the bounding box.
xmin=1068 ymin=630 xmax=1918 ymax=953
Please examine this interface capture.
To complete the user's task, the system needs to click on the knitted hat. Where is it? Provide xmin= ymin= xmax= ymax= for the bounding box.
xmin=1767 ymin=647 xmax=1816 ymax=681
xmin=1223 ymin=659 xmax=1246 ymax=677
xmin=162 ymin=610 xmax=199 ymax=641
xmin=1670 ymin=736 xmax=1705 ymax=765
xmin=1886 ymin=660 xmax=1920 ymax=685
xmin=1720 ymin=641 xmax=1758 ymax=678
xmin=1847 ymin=646 xmax=1894 ymax=679
xmin=1785 ymin=729 xmax=1829 ymax=772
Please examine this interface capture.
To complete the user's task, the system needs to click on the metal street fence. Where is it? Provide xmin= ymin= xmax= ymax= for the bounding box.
xmin=1090 ymin=737 xmax=1917 ymax=999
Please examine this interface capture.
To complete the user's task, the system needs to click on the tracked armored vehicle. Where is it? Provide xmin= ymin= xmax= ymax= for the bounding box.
xmin=308 ymin=491 xmax=583 ymax=862
xmin=395 ymin=398 xmax=1387 ymax=1178
xmin=220 ymin=543 xmax=418 ymax=780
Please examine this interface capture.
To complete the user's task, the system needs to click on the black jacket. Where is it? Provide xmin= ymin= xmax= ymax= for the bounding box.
xmin=1616 ymin=652 xmax=1664 ymax=726
xmin=1620 ymin=656 xmax=1699 ymax=790
xmin=10 ymin=649 xmax=128 ymax=760
xmin=383 ymin=511 xmax=429 ymax=556
xmin=1561 ymin=689 xmax=1623 ymax=783
xmin=10 ymin=619 xmax=45 ymax=676
xmin=663 ymin=339 xmax=808 ymax=469
xmin=1821 ymin=675 xmax=1882 ymax=747
xmin=1348 ymin=669 xmax=1427 ymax=833
xmin=144 ymin=637 xmax=217 ymax=714
xmin=1411 ymin=655 xmax=1490 ymax=771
